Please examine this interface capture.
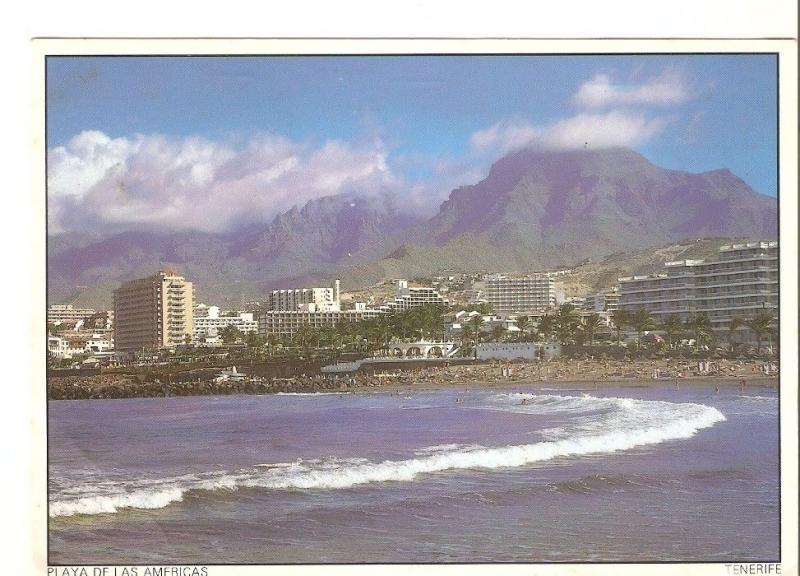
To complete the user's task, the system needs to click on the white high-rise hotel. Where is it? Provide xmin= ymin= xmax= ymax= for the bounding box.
xmin=617 ymin=241 xmax=778 ymax=330
xmin=482 ymin=274 xmax=556 ymax=314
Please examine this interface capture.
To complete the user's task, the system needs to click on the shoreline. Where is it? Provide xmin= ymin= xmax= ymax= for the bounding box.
xmin=46 ymin=358 xmax=779 ymax=401
xmin=346 ymin=376 xmax=779 ymax=395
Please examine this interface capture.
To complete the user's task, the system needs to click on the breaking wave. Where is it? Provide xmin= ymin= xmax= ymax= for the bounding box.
xmin=49 ymin=393 xmax=725 ymax=517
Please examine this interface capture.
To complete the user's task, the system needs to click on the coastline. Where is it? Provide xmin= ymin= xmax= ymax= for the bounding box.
xmin=46 ymin=358 xmax=779 ymax=400
xmin=347 ymin=376 xmax=779 ymax=395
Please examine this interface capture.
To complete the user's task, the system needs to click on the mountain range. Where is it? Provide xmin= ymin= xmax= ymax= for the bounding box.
xmin=47 ymin=147 xmax=778 ymax=309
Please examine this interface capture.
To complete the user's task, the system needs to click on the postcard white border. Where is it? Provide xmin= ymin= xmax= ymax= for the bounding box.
xmin=29 ymin=38 xmax=798 ymax=576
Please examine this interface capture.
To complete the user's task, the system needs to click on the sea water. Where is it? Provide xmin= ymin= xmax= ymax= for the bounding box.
xmin=48 ymin=385 xmax=779 ymax=563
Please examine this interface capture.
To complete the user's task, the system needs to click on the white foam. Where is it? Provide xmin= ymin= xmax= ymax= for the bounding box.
xmin=50 ymin=393 xmax=726 ymax=517
xmin=413 ymin=443 xmax=480 ymax=455
xmin=275 ymin=392 xmax=348 ymax=396
xmin=50 ymin=486 xmax=185 ymax=517
xmin=240 ymin=399 xmax=724 ymax=490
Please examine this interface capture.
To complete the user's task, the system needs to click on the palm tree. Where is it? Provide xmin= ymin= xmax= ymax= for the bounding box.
xmin=726 ymin=316 xmax=745 ymax=353
xmin=515 ymin=315 xmax=530 ymax=342
xmin=610 ymin=308 xmax=630 ymax=347
xmin=266 ymin=333 xmax=279 ymax=357
xmin=745 ymin=311 xmax=776 ymax=354
xmin=491 ymin=325 xmax=506 ymax=343
xmin=660 ymin=315 xmax=684 ymax=350
xmin=219 ymin=325 xmax=243 ymax=345
xmin=554 ymin=303 xmax=580 ymax=345
xmin=630 ymin=308 xmax=656 ymax=348
xmin=537 ymin=315 xmax=555 ymax=342
xmin=469 ymin=315 xmax=483 ymax=358
xmin=685 ymin=313 xmax=714 ymax=352
xmin=581 ymin=313 xmax=604 ymax=346
xmin=461 ymin=325 xmax=475 ymax=358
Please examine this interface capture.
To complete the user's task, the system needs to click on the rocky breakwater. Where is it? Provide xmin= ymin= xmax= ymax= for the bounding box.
xmin=47 ymin=373 xmax=353 ymax=400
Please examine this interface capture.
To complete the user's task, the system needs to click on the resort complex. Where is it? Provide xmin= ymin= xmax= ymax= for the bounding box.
xmin=47 ymin=241 xmax=780 ymax=365
xmin=617 ymin=241 xmax=778 ymax=330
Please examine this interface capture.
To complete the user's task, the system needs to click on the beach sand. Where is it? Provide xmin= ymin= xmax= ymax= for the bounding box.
xmin=47 ymin=357 xmax=779 ymax=400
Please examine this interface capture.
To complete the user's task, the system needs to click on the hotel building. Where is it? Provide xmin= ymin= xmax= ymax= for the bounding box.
xmin=482 ymin=274 xmax=556 ymax=314
xmin=113 ymin=271 xmax=194 ymax=351
xmin=193 ymin=305 xmax=258 ymax=340
xmin=617 ymin=241 xmax=778 ymax=331
xmin=268 ymin=280 xmax=341 ymax=312
xmin=379 ymin=279 xmax=449 ymax=312
xmin=257 ymin=306 xmax=384 ymax=337
xmin=260 ymin=280 xmax=383 ymax=337
xmin=47 ymin=304 xmax=96 ymax=326
xmin=589 ymin=287 xmax=620 ymax=313
xmin=258 ymin=279 xmax=449 ymax=337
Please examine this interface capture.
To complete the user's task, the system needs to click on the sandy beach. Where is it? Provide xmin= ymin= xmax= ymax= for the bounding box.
xmin=346 ymin=359 xmax=779 ymax=394
xmin=47 ymin=357 xmax=779 ymax=400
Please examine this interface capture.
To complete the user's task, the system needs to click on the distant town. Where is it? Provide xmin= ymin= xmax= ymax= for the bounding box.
xmin=47 ymin=240 xmax=779 ymax=375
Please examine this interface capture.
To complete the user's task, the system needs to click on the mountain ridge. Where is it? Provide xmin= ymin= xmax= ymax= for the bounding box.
xmin=47 ymin=147 xmax=778 ymax=309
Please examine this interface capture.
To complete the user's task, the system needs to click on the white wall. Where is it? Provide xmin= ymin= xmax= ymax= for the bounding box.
xmin=476 ymin=343 xmax=537 ymax=361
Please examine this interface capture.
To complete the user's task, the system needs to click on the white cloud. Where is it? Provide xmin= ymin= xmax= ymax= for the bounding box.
xmin=470 ymin=110 xmax=671 ymax=156
xmin=470 ymin=120 xmax=541 ymax=156
xmin=543 ymin=110 xmax=670 ymax=149
xmin=571 ymin=70 xmax=690 ymax=108
xmin=48 ymin=131 xmax=398 ymax=233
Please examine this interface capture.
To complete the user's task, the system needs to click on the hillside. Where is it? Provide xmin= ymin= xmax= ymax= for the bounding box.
xmin=552 ymin=237 xmax=756 ymax=298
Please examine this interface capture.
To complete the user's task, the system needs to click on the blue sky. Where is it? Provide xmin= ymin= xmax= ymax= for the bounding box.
xmin=46 ymin=54 xmax=777 ymax=234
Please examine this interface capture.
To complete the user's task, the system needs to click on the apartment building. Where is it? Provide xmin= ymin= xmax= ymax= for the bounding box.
xmin=617 ymin=241 xmax=778 ymax=330
xmin=193 ymin=305 xmax=258 ymax=339
xmin=268 ymin=280 xmax=341 ymax=312
xmin=113 ymin=271 xmax=194 ymax=351
xmin=481 ymin=274 xmax=556 ymax=314
xmin=47 ymin=332 xmax=114 ymax=359
xmin=379 ymin=279 xmax=449 ymax=312
xmin=257 ymin=307 xmax=384 ymax=337
xmin=47 ymin=304 xmax=96 ymax=326
xmin=586 ymin=287 xmax=620 ymax=313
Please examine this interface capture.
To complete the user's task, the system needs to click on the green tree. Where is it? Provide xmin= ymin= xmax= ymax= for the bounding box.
xmin=726 ymin=316 xmax=745 ymax=353
xmin=244 ymin=332 xmax=264 ymax=354
xmin=491 ymin=325 xmax=506 ymax=343
xmin=554 ymin=303 xmax=580 ymax=345
xmin=581 ymin=313 xmax=604 ymax=346
xmin=469 ymin=315 xmax=483 ymax=358
xmin=515 ymin=315 xmax=530 ymax=342
xmin=660 ymin=315 xmax=684 ymax=350
xmin=630 ymin=308 xmax=656 ymax=348
xmin=464 ymin=302 xmax=494 ymax=315
xmin=537 ymin=315 xmax=555 ymax=342
xmin=610 ymin=308 xmax=630 ymax=346
xmin=745 ymin=311 xmax=776 ymax=354
xmin=460 ymin=325 xmax=475 ymax=358
xmin=47 ymin=322 xmax=68 ymax=334
xmin=685 ymin=313 xmax=714 ymax=352
xmin=219 ymin=325 xmax=243 ymax=345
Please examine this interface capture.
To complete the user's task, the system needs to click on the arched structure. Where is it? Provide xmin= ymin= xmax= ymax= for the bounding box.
xmin=376 ymin=339 xmax=456 ymax=358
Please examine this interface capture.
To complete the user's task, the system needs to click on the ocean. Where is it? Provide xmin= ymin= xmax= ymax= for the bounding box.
xmin=48 ymin=384 xmax=780 ymax=564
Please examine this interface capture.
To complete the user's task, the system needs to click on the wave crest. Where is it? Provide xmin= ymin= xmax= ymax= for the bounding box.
xmin=50 ymin=393 xmax=725 ymax=517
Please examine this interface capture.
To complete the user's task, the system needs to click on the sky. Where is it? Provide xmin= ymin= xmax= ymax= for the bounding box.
xmin=46 ymin=54 xmax=778 ymax=235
